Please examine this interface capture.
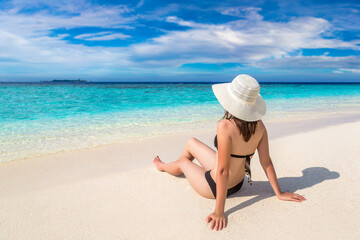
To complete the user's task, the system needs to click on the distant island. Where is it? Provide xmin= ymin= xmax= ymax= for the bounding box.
xmin=41 ymin=79 xmax=89 ymax=83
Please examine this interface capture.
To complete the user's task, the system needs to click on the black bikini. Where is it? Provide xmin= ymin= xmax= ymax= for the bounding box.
xmin=205 ymin=135 xmax=255 ymax=198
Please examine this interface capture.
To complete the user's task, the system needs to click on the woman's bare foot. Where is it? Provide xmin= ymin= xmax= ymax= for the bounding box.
xmin=153 ymin=156 xmax=164 ymax=171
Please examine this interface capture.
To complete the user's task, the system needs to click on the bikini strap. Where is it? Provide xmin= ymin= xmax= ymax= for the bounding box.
xmin=230 ymin=152 xmax=255 ymax=158
xmin=229 ymin=152 xmax=254 ymax=185
xmin=244 ymin=154 xmax=254 ymax=185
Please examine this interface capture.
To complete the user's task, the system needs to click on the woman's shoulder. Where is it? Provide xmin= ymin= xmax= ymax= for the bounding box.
xmin=217 ymin=119 xmax=231 ymax=126
xmin=257 ymin=120 xmax=267 ymax=138
xmin=216 ymin=119 xmax=233 ymax=132
xmin=258 ymin=119 xmax=266 ymax=130
xmin=217 ymin=118 xmax=266 ymax=137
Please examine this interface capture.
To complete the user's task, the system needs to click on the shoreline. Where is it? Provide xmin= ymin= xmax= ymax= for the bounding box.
xmin=1 ymin=114 xmax=359 ymax=239
xmin=2 ymin=109 xmax=360 ymax=164
xmin=1 ymin=81 xmax=360 ymax=163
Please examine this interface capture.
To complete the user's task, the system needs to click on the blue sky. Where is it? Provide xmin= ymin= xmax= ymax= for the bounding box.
xmin=0 ymin=0 xmax=359 ymax=82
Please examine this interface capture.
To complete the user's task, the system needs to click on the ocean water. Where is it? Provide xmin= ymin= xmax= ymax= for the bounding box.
xmin=1 ymin=82 xmax=360 ymax=162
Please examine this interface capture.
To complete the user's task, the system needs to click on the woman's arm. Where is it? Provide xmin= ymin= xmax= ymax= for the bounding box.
xmin=257 ymin=124 xmax=306 ymax=202
xmin=206 ymin=120 xmax=231 ymax=231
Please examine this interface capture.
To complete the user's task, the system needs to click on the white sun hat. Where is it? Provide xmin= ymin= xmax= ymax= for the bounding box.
xmin=212 ymin=74 xmax=266 ymax=121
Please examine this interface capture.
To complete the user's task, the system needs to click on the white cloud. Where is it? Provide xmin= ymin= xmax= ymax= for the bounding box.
xmin=9 ymin=0 xmax=91 ymax=13
xmin=166 ymin=16 xmax=209 ymax=28
xmin=74 ymin=32 xmax=130 ymax=41
xmin=74 ymin=32 xmax=113 ymax=39
xmin=129 ymin=15 xmax=359 ymax=68
xmin=0 ymin=0 xmax=136 ymax=73
xmin=253 ymin=55 xmax=360 ymax=70
xmin=87 ymin=33 xmax=130 ymax=41
xmin=0 ymin=1 xmax=134 ymax=38
xmin=339 ymin=68 xmax=360 ymax=73
xmin=136 ymin=0 xmax=145 ymax=8
xmin=218 ymin=7 xmax=263 ymax=21
xmin=0 ymin=29 xmax=130 ymax=65
xmin=0 ymin=1 xmax=359 ymax=76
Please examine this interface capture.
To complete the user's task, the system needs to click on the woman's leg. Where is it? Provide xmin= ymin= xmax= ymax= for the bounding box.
xmin=176 ymin=137 xmax=217 ymax=170
xmin=153 ymin=137 xmax=216 ymax=175
xmin=178 ymin=158 xmax=214 ymax=198
xmin=153 ymin=156 xmax=183 ymax=176
xmin=152 ymin=137 xmax=216 ymax=198
xmin=153 ymin=157 xmax=213 ymax=198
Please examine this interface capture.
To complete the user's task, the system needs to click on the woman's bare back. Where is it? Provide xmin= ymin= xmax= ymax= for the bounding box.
xmin=210 ymin=119 xmax=265 ymax=188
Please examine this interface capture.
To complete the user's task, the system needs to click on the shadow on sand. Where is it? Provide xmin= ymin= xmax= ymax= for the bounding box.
xmin=224 ymin=167 xmax=340 ymax=216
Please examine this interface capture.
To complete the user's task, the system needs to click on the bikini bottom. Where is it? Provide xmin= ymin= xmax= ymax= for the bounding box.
xmin=205 ymin=170 xmax=244 ymax=198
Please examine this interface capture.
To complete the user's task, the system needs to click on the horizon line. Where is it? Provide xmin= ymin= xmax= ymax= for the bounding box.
xmin=0 ymin=81 xmax=360 ymax=84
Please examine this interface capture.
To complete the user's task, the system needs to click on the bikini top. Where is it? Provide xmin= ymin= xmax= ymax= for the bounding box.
xmin=214 ymin=134 xmax=255 ymax=185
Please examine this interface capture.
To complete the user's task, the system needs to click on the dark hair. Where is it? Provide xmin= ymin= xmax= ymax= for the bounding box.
xmin=222 ymin=111 xmax=258 ymax=142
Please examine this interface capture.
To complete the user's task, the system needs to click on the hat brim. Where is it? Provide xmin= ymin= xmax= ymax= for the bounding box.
xmin=212 ymin=83 xmax=266 ymax=121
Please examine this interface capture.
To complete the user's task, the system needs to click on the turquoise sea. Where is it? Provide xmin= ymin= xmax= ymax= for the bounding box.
xmin=1 ymin=82 xmax=360 ymax=162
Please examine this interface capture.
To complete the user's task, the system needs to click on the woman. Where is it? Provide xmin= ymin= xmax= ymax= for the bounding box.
xmin=153 ymin=74 xmax=306 ymax=231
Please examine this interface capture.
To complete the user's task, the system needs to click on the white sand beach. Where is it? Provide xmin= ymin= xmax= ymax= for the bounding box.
xmin=1 ymin=115 xmax=360 ymax=239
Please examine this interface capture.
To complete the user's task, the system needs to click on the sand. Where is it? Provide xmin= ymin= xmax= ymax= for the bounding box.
xmin=1 ymin=115 xmax=360 ymax=240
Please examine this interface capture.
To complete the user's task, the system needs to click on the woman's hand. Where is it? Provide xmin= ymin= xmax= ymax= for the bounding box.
xmin=206 ymin=212 xmax=226 ymax=231
xmin=278 ymin=192 xmax=306 ymax=202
